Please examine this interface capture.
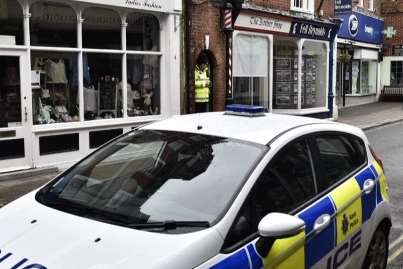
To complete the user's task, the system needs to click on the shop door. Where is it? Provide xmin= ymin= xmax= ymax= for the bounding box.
xmin=0 ymin=52 xmax=32 ymax=173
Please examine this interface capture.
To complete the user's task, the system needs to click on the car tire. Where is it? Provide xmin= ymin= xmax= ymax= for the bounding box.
xmin=362 ymin=225 xmax=390 ymax=269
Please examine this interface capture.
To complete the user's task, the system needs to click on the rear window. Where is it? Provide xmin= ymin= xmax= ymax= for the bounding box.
xmin=315 ymin=134 xmax=366 ymax=190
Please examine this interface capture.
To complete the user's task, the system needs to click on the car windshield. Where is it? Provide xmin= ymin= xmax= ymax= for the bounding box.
xmin=36 ymin=130 xmax=266 ymax=230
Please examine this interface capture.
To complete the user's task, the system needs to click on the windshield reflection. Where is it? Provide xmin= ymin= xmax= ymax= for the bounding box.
xmin=37 ymin=130 xmax=266 ymax=230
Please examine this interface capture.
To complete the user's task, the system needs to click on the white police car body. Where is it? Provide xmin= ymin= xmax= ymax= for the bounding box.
xmin=0 ymin=105 xmax=391 ymax=269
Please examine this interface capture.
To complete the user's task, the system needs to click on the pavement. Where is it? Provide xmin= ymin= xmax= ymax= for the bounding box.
xmin=337 ymin=102 xmax=403 ymax=130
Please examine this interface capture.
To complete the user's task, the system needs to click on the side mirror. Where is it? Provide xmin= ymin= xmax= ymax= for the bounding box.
xmin=258 ymin=212 xmax=305 ymax=238
xmin=256 ymin=213 xmax=305 ymax=257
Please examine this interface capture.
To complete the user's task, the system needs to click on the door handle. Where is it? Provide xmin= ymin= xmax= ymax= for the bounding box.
xmin=363 ymin=179 xmax=375 ymax=195
xmin=313 ymin=214 xmax=331 ymax=233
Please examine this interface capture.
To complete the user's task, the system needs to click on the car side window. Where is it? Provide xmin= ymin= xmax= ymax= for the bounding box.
xmin=314 ymin=134 xmax=367 ymax=191
xmin=223 ymin=139 xmax=317 ymax=250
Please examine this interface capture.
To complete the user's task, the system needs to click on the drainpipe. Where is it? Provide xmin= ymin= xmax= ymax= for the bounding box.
xmin=184 ymin=0 xmax=192 ymax=114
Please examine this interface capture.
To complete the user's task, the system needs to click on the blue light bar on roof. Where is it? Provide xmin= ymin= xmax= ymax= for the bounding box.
xmin=225 ymin=104 xmax=266 ymax=117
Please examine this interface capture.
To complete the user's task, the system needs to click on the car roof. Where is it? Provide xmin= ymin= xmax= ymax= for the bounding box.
xmin=142 ymin=112 xmax=333 ymax=145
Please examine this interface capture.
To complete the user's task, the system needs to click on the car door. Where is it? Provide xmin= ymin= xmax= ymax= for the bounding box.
xmin=203 ymin=138 xmax=320 ymax=269
xmin=308 ymin=133 xmax=372 ymax=269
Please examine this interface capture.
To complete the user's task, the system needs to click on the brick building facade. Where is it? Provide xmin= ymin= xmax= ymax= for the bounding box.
xmin=380 ymin=0 xmax=403 ymax=89
xmin=184 ymin=0 xmax=340 ymax=118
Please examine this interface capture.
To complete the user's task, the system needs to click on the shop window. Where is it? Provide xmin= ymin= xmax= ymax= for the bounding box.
xmin=127 ymin=54 xmax=160 ymax=117
xmin=31 ymin=51 xmax=79 ymax=125
xmin=0 ymin=0 xmax=24 ymax=45
xmin=233 ymin=34 xmax=269 ymax=107
xmin=391 ymin=61 xmax=403 ymax=86
xmin=89 ymin=128 xmax=123 ymax=148
xmin=83 ymin=53 xmax=123 ymax=121
xmin=360 ymin=61 xmax=377 ymax=94
xmin=127 ymin=13 xmax=160 ymax=51
xmin=0 ymin=56 xmax=21 ymax=128
xmin=351 ymin=60 xmax=360 ymax=94
xmin=273 ymin=37 xmax=298 ymax=109
xmin=302 ymin=41 xmax=328 ymax=108
xmin=83 ymin=7 xmax=121 ymax=50
xmin=39 ymin=133 xmax=79 ymax=155
xmin=30 ymin=1 xmax=77 ymax=47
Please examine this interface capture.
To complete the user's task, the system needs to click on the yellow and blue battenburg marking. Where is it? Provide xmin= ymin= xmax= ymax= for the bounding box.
xmin=209 ymin=162 xmax=387 ymax=269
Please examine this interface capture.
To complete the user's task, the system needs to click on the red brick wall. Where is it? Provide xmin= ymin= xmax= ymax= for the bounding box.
xmin=188 ymin=1 xmax=227 ymax=112
xmin=248 ymin=0 xmax=289 ymax=10
xmin=382 ymin=1 xmax=403 ymax=56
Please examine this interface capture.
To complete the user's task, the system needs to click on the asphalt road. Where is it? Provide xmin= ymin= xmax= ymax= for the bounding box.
xmin=366 ymin=121 xmax=403 ymax=268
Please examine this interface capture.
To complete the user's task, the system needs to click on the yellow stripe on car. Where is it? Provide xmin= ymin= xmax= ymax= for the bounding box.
xmin=373 ymin=162 xmax=390 ymax=202
xmin=263 ymin=231 xmax=305 ymax=269
xmin=330 ymin=178 xmax=363 ymax=244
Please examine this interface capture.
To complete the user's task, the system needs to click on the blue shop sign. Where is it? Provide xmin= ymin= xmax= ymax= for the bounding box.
xmin=335 ymin=0 xmax=352 ymax=13
xmin=289 ymin=20 xmax=337 ymax=41
xmin=338 ymin=11 xmax=384 ymax=44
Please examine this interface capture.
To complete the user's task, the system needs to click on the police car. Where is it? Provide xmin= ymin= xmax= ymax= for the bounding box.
xmin=0 ymin=105 xmax=391 ymax=269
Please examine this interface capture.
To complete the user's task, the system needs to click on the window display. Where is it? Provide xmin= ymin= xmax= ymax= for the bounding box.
xmin=127 ymin=13 xmax=160 ymax=51
xmin=233 ymin=34 xmax=269 ymax=107
xmin=0 ymin=0 xmax=23 ymax=45
xmin=30 ymin=1 xmax=77 ymax=47
xmin=301 ymin=41 xmax=327 ymax=109
xmin=359 ymin=61 xmax=377 ymax=94
xmin=127 ymin=55 xmax=160 ymax=117
xmin=31 ymin=51 xmax=79 ymax=124
xmin=0 ymin=56 xmax=21 ymax=128
xmin=273 ymin=38 xmax=298 ymax=109
xmin=83 ymin=7 xmax=121 ymax=50
xmin=84 ymin=53 xmax=123 ymax=121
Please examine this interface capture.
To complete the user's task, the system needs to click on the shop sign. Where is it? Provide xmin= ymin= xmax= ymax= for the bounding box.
xmin=234 ymin=13 xmax=291 ymax=34
xmin=338 ymin=11 xmax=384 ymax=45
xmin=77 ymin=0 xmax=173 ymax=12
xmin=335 ymin=0 xmax=352 ymax=13
xmin=289 ymin=21 xmax=336 ymax=41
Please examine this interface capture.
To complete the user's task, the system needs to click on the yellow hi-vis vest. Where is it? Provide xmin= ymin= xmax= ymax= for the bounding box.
xmin=195 ymin=67 xmax=210 ymax=103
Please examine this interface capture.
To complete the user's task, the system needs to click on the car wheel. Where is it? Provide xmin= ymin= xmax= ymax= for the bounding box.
xmin=362 ymin=226 xmax=389 ymax=269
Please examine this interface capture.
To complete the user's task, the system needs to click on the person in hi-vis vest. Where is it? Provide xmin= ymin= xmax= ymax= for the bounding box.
xmin=195 ymin=64 xmax=211 ymax=112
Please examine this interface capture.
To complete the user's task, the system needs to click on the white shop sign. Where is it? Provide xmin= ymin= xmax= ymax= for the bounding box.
xmin=235 ymin=13 xmax=291 ymax=34
xmin=76 ymin=0 xmax=180 ymax=13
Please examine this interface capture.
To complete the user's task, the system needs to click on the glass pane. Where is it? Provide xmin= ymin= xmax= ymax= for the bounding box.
xmin=351 ymin=60 xmax=360 ymax=94
xmin=360 ymin=61 xmax=377 ymax=94
xmin=127 ymin=13 xmax=159 ymax=51
xmin=37 ymin=130 xmax=266 ymax=226
xmin=31 ymin=51 xmax=79 ymax=125
xmin=302 ymin=41 xmax=327 ymax=108
xmin=127 ymin=54 xmax=160 ymax=117
xmin=273 ymin=37 xmax=298 ymax=109
xmin=0 ymin=56 xmax=21 ymax=127
xmin=84 ymin=53 xmax=123 ymax=121
xmin=83 ymin=8 xmax=121 ymax=50
xmin=30 ymin=1 xmax=77 ymax=47
xmin=0 ymin=0 xmax=23 ymax=45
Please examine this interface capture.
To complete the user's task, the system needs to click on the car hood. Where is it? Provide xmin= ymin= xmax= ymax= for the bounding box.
xmin=0 ymin=192 xmax=223 ymax=269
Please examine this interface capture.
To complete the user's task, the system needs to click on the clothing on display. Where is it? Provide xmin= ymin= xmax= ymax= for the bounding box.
xmin=31 ymin=55 xmax=78 ymax=124
xmin=45 ymin=59 xmax=68 ymax=84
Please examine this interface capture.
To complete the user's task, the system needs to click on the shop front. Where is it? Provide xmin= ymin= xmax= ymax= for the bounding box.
xmin=0 ymin=0 xmax=181 ymax=172
xmin=335 ymin=11 xmax=384 ymax=107
xmin=231 ymin=10 xmax=338 ymax=119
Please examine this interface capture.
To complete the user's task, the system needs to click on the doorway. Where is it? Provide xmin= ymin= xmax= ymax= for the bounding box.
xmin=0 ymin=52 xmax=32 ymax=173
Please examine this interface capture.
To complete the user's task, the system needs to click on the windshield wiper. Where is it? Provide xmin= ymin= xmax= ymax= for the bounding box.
xmin=127 ymin=220 xmax=210 ymax=230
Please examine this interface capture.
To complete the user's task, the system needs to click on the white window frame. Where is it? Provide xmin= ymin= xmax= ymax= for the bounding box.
xmin=369 ymin=0 xmax=374 ymax=11
xmin=290 ymin=0 xmax=314 ymax=15
xmin=358 ymin=0 xmax=364 ymax=8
